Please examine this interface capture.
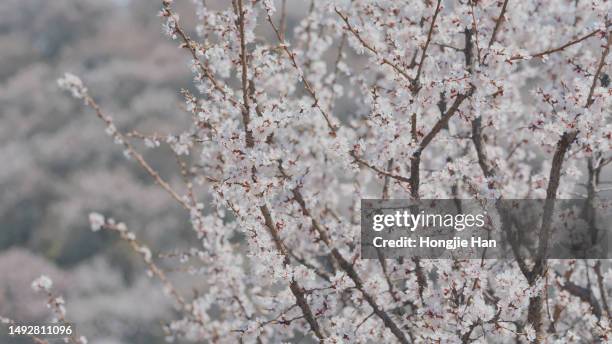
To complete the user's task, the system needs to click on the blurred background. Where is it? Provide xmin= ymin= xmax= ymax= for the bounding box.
xmin=0 ymin=0 xmax=228 ymax=342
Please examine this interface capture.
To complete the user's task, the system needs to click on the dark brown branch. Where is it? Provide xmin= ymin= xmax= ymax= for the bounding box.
xmin=502 ymin=213 xmax=532 ymax=279
xmin=259 ymin=204 xmax=326 ymax=341
xmin=233 ymin=0 xmax=254 ymax=148
xmin=524 ymin=29 xmax=608 ymax=341
xmin=586 ymin=30 xmax=611 ymax=107
xmin=413 ymin=0 xmax=443 ymax=89
xmin=290 ymin=281 xmax=325 ymax=341
xmin=582 ymin=156 xmax=601 ymax=244
xmin=558 ymin=275 xmax=602 ymax=319
xmin=287 ymin=250 xmax=332 ymax=282
xmin=464 ymin=27 xmax=474 ymax=73
xmin=471 ymin=116 xmax=496 ymax=178
xmin=532 ymin=132 xmax=577 ymax=275
xmin=471 ymin=28 xmax=607 ymax=340
xmin=381 ymin=159 xmax=394 ymax=199
xmin=594 ymin=261 xmax=611 ymax=319
xmin=471 ymin=2 xmax=485 ymax=64
xmin=291 ymin=189 xmax=411 ymax=344
xmin=487 ymin=0 xmax=509 ymax=48
xmin=410 ymin=91 xmax=472 ymax=198
xmin=418 ymin=92 xmax=471 ymax=153
xmin=509 ymin=29 xmax=602 ymax=61
xmin=377 ymin=158 xmax=401 ymax=303
xmin=434 ymin=42 xmax=463 ymax=51
xmin=84 ymin=95 xmax=192 ymax=210
xmin=351 ymin=152 xmax=411 ymax=184
xmin=461 ymin=320 xmax=481 ymax=343
xmin=525 ymin=131 xmax=577 ymax=342
xmin=333 ymin=250 xmax=410 ymax=344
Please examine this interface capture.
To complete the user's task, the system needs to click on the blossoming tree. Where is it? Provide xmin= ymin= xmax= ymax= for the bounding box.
xmin=51 ymin=0 xmax=612 ymax=342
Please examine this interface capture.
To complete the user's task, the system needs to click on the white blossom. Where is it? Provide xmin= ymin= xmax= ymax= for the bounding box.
xmin=88 ymin=212 xmax=105 ymax=232
xmin=57 ymin=73 xmax=87 ymax=100
xmin=31 ymin=275 xmax=53 ymax=292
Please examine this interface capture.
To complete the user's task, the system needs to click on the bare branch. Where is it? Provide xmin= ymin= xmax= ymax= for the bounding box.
xmin=413 ymin=0 xmax=443 ymax=89
xmin=594 ymin=261 xmax=611 ymax=319
xmin=487 ymin=0 xmax=509 ymax=48
xmin=161 ymin=1 xmax=245 ymax=112
xmin=586 ymin=30 xmax=611 ymax=107
xmin=350 ymin=152 xmax=411 ymax=183
xmin=83 ymin=95 xmax=192 ymax=211
xmin=233 ymin=0 xmax=254 ymax=147
xmin=509 ymin=29 xmax=603 ymax=61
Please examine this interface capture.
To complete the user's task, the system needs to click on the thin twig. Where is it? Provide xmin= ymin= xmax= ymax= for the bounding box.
xmin=265 ymin=13 xmax=337 ymax=134
xmin=413 ymin=0 xmax=443 ymax=89
xmin=487 ymin=0 xmax=509 ymax=48
xmin=350 ymin=152 xmax=411 ymax=183
xmin=335 ymin=8 xmax=413 ymax=82
xmin=290 ymin=187 xmax=411 ymax=344
xmin=586 ymin=29 xmax=611 ymax=107
xmin=509 ymin=29 xmax=602 ymax=61
xmin=233 ymin=0 xmax=254 ymax=147
xmin=83 ymin=95 xmax=192 ymax=210
xmin=161 ymin=1 xmax=245 ymax=113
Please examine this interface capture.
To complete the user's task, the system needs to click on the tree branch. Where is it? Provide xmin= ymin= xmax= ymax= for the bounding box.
xmin=335 ymin=8 xmax=413 ymax=83
xmin=350 ymin=152 xmax=411 ymax=184
xmin=83 ymin=95 xmax=192 ymax=211
xmin=586 ymin=29 xmax=611 ymax=107
xmin=161 ymin=1 xmax=245 ymax=112
xmin=291 ymin=188 xmax=411 ymax=344
xmin=594 ymin=261 xmax=611 ymax=319
xmin=265 ymin=12 xmax=337 ymax=134
xmin=487 ymin=0 xmax=509 ymax=48
xmin=233 ymin=0 xmax=254 ymax=147
xmin=410 ymin=91 xmax=472 ymax=198
xmin=509 ymin=29 xmax=603 ymax=61
xmin=259 ymin=204 xmax=326 ymax=341
xmin=413 ymin=0 xmax=443 ymax=90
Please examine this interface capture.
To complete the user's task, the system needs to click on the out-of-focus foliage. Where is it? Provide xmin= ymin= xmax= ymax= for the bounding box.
xmin=0 ymin=0 xmax=192 ymax=262
xmin=0 ymin=0 xmax=197 ymax=342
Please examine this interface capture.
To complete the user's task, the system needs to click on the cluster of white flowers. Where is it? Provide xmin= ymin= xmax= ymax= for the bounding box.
xmin=137 ymin=246 xmax=152 ymax=263
xmin=88 ymin=212 xmax=105 ymax=232
xmin=30 ymin=275 xmax=88 ymax=343
xmin=57 ymin=73 xmax=87 ymax=100
xmin=167 ymin=133 xmax=192 ymax=155
xmin=262 ymin=0 xmax=276 ymax=16
xmin=31 ymin=275 xmax=53 ymax=292
xmin=161 ymin=14 xmax=178 ymax=40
